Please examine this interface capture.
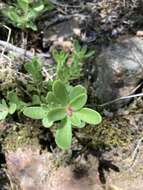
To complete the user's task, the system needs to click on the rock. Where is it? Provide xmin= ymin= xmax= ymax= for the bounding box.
xmin=3 ymin=124 xmax=102 ymax=190
xmin=42 ymin=17 xmax=81 ymax=49
xmin=4 ymin=112 xmax=143 ymax=190
xmin=6 ymin=148 xmax=51 ymax=190
xmin=5 ymin=147 xmax=102 ymax=190
xmin=94 ymin=37 xmax=143 ymax=110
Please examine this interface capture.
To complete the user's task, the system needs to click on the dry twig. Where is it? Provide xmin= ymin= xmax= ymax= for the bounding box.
xmin=0 ymin=25 xmax=11 ymax=60
xmin=0 ymin=40 xmax=50 ymax=59
xmin=129 ymin=137 xmax=143 ymax=170
xmin=98 ymin=92 xmax=143 ymax=107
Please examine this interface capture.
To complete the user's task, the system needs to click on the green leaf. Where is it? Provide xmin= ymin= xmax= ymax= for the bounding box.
xmin=33 ymin=4 xmax=44 ymax=12
xmin=27 ymin=10 xmax=37 ymax=20
xmin=70 ymin=113 xmax=81 ymax=127
xmin=70 ymin=113 xmax=85 ymax=128
xmin=18 ymin=0 xmax=29 ymax=3
xmin=53 ymin=80 xmax=69 ymax=106
xmin=26 ymin=22 xmax=37 ymax=31
xmin=7 ymin=92 xmax=26 ymax=110
xmin=44 ymin=1 xmax=55 ymax=11
xmin=70 ymin=93 xmax=87 ymax=110
xmin=26 ymin=84 xmax=37 ymax=92
xmin=46 ymin=92 xmax=60 ymax=106
xmin=23 ymin=107 xmax=47 ymax=119
xmin=84 ymin=50 xmax=95 ymax=58
xmin=40 ymin=95 xmax=47 ymax=104
xmin=55 ymin=118 xmax=72 ymax=150
xmin=76 ymin=108 xmax=102 ymax=125
xmin=32 ymin=95 xmax=41 ymax=105
xmin=78 ymin=122 xmax=85 ymax=128
xmin=42 ymin=117 xmax=53 ymax=128
xmin=47 ymin=107 xmax=66 ymax=122
xmin=69 ymin=85 xmax=86 ymax=101
xmin=0 ymin=111 xmax=8 ymax=120
xmin=0 ymin=104 xmax=8 ymax=120
xmin=7 ymin=11 xmax=19 ymax=22
xmin=1 ymin=99 xmax=8 ymax=108
xmin=52 ymin=49 xmax=68 ymax=67
xmin=8 ymin=103 xmax=17 ymax=114
xmin=24 ymin=58 xmax=43 ymax=81
xmin=17 ymin=0 xmax=29 ymax=11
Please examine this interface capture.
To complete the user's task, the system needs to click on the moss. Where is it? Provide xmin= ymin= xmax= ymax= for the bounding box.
xmin=2 ymin=123 xmax=40 ymax=152
xmin=81 ymin=117 xmax=133 ymax=149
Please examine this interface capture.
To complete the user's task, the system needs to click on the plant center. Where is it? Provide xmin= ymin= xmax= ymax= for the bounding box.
xmin=66 ymin=106 xmax=73 ymax=117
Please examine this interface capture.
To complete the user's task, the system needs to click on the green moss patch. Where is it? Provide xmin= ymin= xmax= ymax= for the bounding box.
xmin=2 ymin=123 xmax=40 ymax=152
xmin=81 ymin=117 xmax=133 ymax=149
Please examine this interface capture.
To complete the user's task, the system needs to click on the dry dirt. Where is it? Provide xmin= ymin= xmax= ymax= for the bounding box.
xmin=5 ymin=144 xmax=143 ymax=190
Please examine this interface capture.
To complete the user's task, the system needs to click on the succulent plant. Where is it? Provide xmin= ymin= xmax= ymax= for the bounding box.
xmin=23 ymin=80 xmax=102 ymax=149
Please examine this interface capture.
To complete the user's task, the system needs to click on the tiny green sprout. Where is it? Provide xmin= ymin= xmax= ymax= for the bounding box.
xmin=23 ymin=80 xmax=102 ymax=150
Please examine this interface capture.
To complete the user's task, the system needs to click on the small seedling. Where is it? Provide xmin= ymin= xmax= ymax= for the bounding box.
xmin=52 ymin=41 xmax=95 ymax=82
xmin=3 ymin=0 xmax=53 ymax=30
xmin=24 ymin=57 xmax=43 ymax=82
xmin=7 ymin=91 xmax=27 ymax=110
xmin=0 ymin=43 xmax=101 ymax=150
xmin=23 ymin=80 xmax=102 ymax=149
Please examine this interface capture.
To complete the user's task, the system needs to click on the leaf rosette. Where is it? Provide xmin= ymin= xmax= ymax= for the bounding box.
xmin=23 ymin=80 xmax=102 ymax=150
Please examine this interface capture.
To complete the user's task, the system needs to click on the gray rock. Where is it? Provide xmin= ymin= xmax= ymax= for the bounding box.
xmin=42 ymin=17 xmax=81 ymax=48
xmin=94 ymin=37 xmax=143 ymax=110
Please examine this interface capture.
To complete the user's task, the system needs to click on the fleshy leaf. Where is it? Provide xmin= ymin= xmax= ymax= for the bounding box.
xmin=70 ymin=113 xmax=81 ymax=127
xmin=47 ymin=107 xmax=66 ymax=122
xmin=8 ymin=103 xmax=17 ymax=114
xmin=8 ymin=11 xmax=19 ymax=23
xmin=71 ymin=113 xmax=86 ymax=128
xmin=0 ymin=106 xmax=8 ymax=120
xmin=2 ymin=99 xmax=8 ymax=107
xmin=76 ymin=108 xmax=102 ymax=125
xmin=33 ymin=3 xmax=44 ymax=12
xmin=7 ymin=91 xmax=27 ymax=110
xmin=23 ymin=107 xmax=47 ymax=119
xmin=78 ymin=122 xmax=85 ymax=128
xmin=42 ymin=117 xmax=53 ymax=128
xmin=0 ymin=111 xmax=8 ymax=120
xmin=70 ymin=93 xmax=87 ymax=110
xmin=17 ymin=0 xmax=29 ymax=11
xmin=53 ymin=80 xmax=69 ymax=106
xmin=32 ymin=95 xmax=41 ymax=105
xmin=0 ymin=104 xmax=8 ymax=120
xmin=69 ymin=85 xmax=86 ymax=101
xmin=46 ymin=92 xmax=60 ymax=106
xmin=55 ymin=118 xmax=72 ymax=150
